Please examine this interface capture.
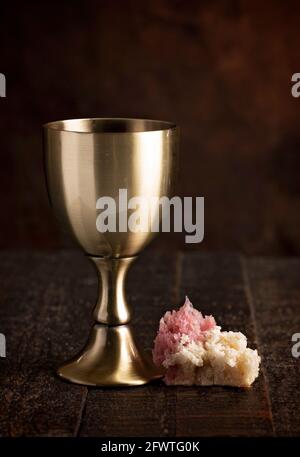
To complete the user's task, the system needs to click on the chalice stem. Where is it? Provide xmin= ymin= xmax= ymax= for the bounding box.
xmin=89 ymin=256 xmax=136 ymax=325
xmin=57 ymin=255 xmax=163 ymax=386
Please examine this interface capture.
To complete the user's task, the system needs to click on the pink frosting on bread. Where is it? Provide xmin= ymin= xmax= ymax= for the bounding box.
xmin=153 ymin=296 xmax=216 ymax=367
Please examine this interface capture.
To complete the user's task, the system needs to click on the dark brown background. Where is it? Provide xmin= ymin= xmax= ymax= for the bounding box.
xmin=1 ymin=0 xmax=300 ymax=255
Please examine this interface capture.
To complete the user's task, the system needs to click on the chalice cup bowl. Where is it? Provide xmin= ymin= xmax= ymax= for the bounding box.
xmin=44 ymin=118 xmax=178 ymax=386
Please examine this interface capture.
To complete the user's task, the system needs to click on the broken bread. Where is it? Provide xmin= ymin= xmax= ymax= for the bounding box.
xmin=153 ymin=297 xmax=260 ymax=387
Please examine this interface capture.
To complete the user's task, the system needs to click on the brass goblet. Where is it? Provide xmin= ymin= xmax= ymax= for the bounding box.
xmin=43 ymin=118 xmax=178 ymax=386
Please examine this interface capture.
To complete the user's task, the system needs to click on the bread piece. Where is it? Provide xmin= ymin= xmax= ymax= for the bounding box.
xmin=153 ymin=297 xmax=260 ymax=387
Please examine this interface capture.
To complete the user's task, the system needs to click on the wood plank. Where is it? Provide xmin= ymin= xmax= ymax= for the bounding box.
xmin=79 ymin=251 xmax=178 ymax=437
xmin=1 ymin=252 xmax=289 ymax=436
xmin=176 ymin=252 xmax=273 ymax=436
xmin=0 ymin=251 xmax=93 ymax=436
xmin=245 ymin=258 xmax=300 ymax=436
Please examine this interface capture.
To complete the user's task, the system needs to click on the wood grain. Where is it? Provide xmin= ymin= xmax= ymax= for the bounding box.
xmin=0 ymin=252 xmax=92 ymax=436
xmin=0 ymin=251 xmax=299 ymax=436
xmin=245 ymin=258 xmax=300 ymax=436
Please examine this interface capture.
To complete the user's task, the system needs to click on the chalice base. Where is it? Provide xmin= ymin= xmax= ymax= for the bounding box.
xmin=57 ymin=324 xmax=163 ymax=386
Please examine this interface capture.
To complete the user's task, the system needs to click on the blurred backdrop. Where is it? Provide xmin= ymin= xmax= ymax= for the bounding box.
xmin=1 ymin=0 xmax=300 ymax=255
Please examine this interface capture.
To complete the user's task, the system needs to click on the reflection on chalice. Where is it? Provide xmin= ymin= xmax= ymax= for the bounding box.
xmin=43 ymin=118 xmax=178 ymax=386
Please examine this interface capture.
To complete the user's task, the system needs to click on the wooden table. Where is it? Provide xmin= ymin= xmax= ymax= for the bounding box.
xmin=0 ymin=250 xmax=299 ymax=437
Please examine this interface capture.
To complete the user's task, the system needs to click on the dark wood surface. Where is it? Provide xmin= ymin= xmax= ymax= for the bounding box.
xmin=0 ymin=250 xmax=299 ymax=437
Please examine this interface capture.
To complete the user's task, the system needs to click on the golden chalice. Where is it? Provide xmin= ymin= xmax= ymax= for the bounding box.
xmin=44 ymin=118 xmax=178 ymax=386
